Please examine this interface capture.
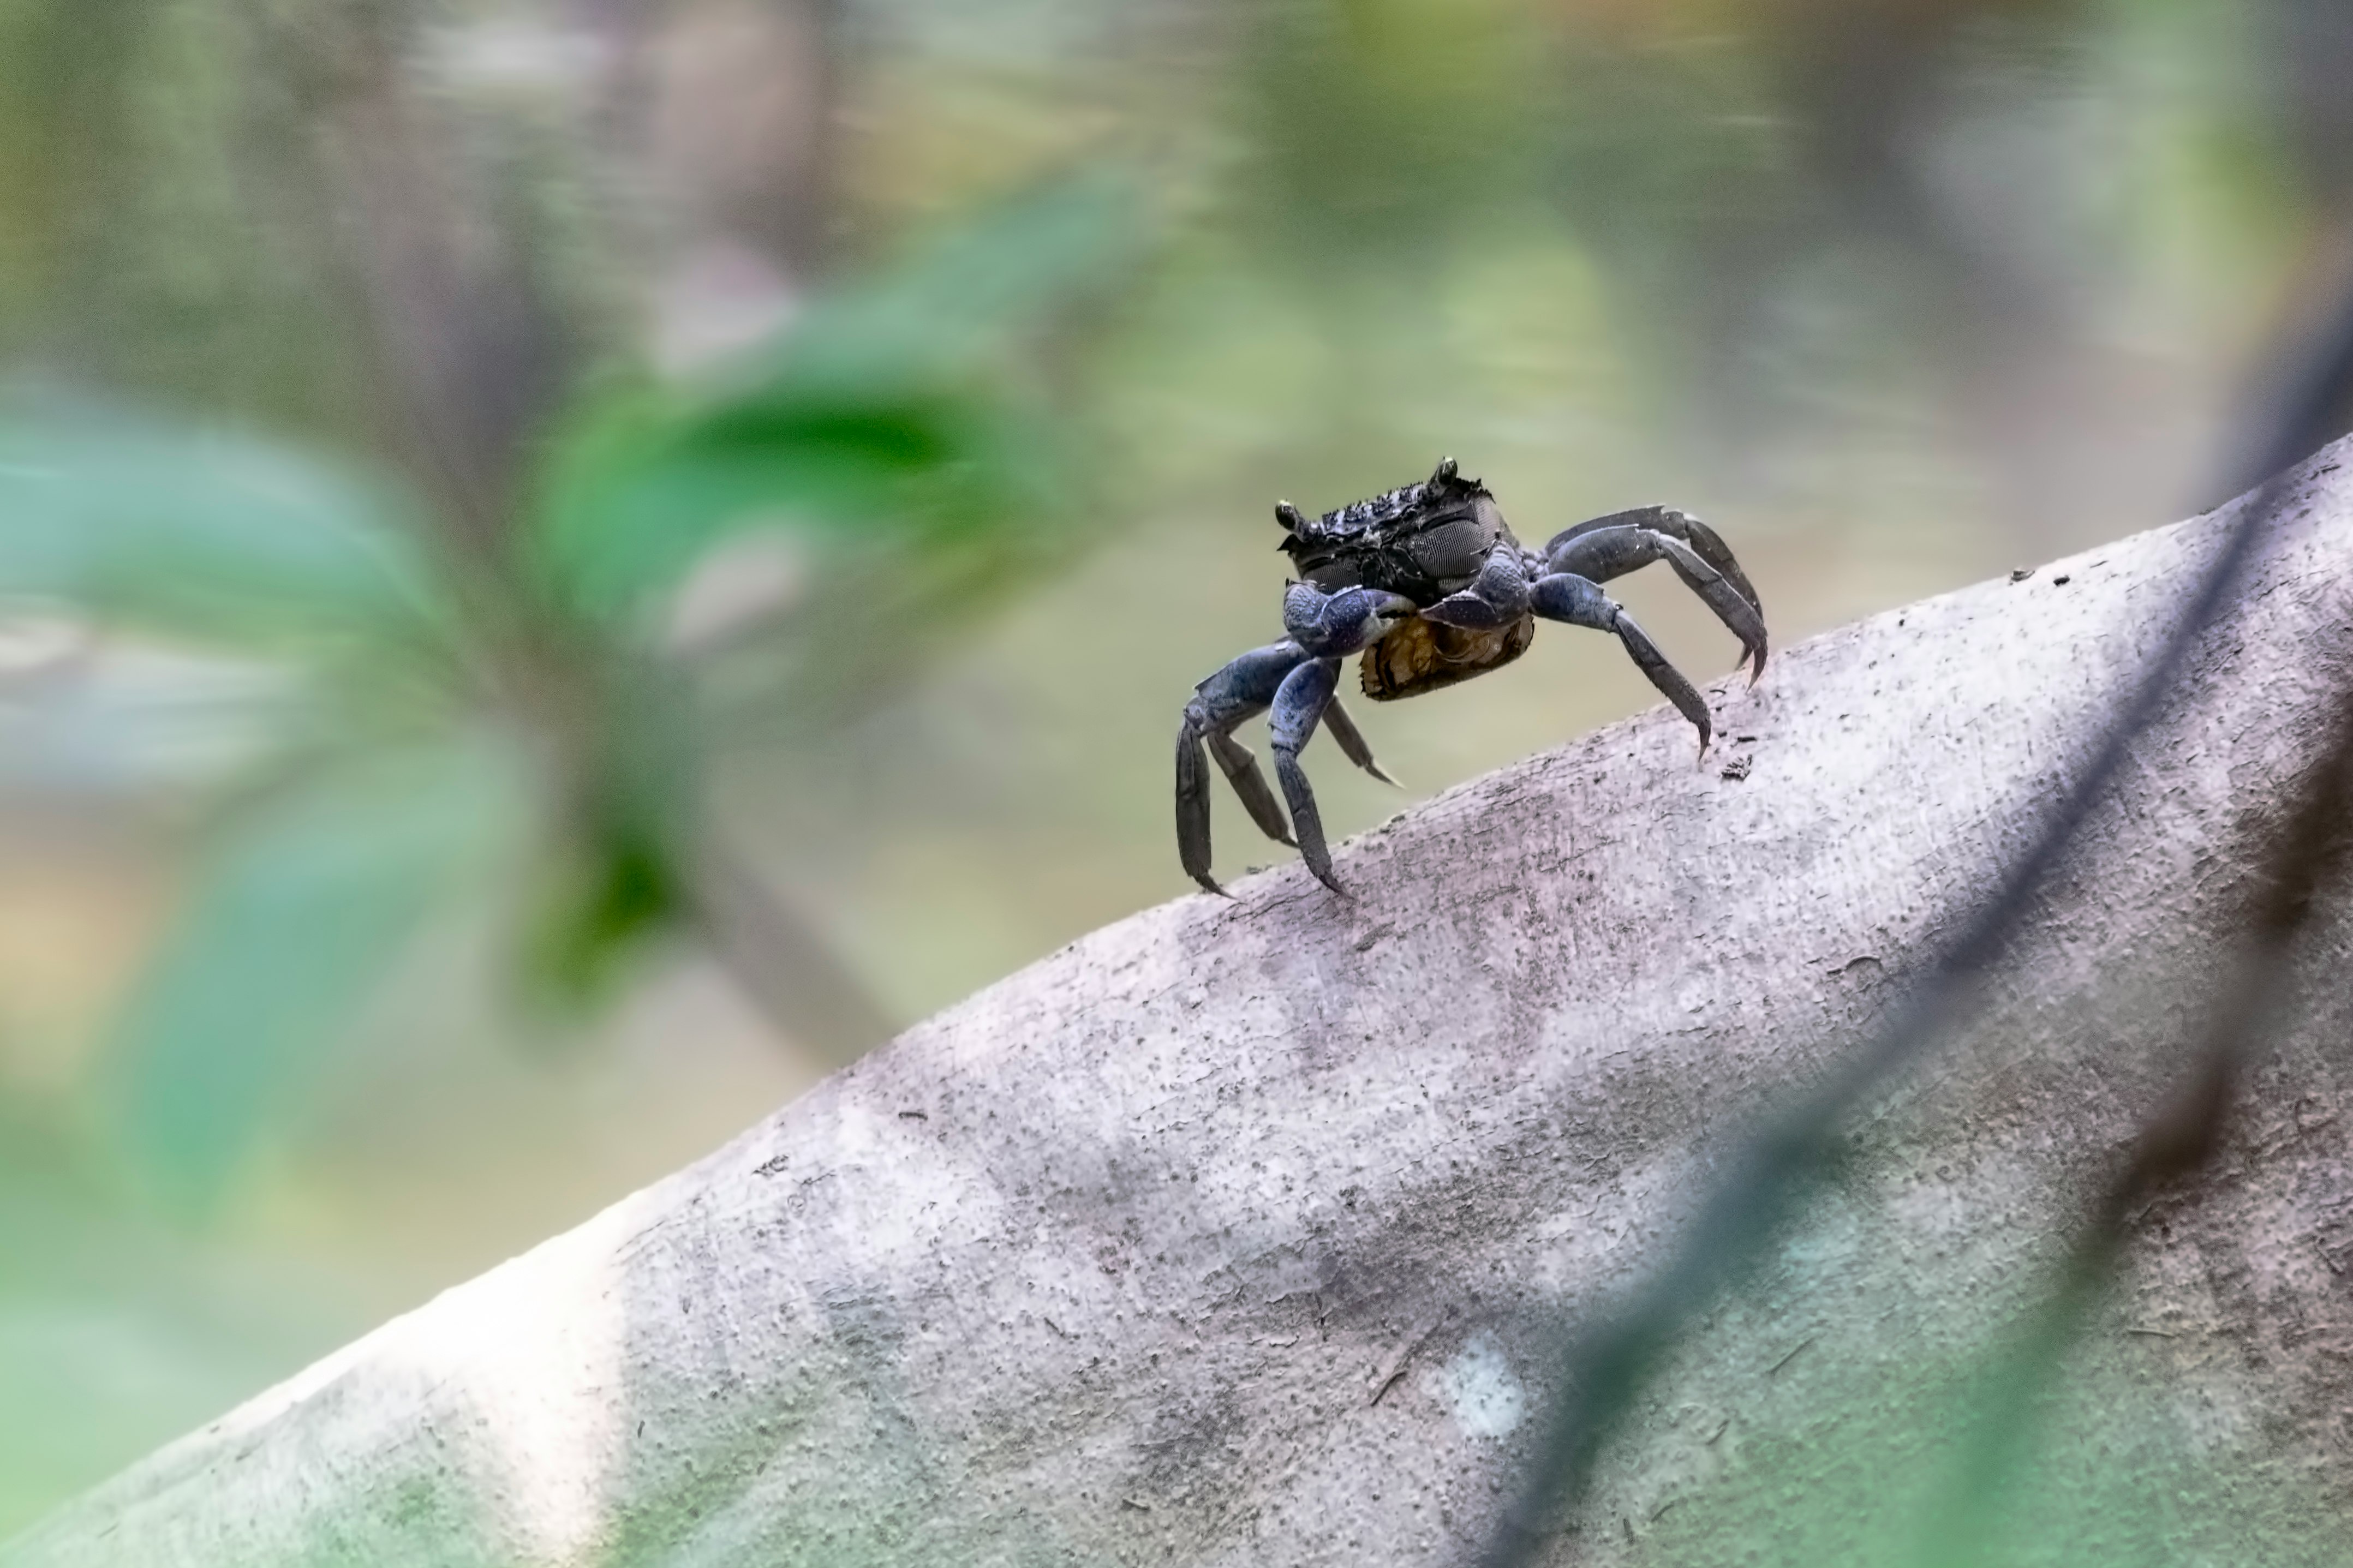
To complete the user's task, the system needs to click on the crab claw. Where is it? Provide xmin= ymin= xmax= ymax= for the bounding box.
xmin=1283 ymin=582 xmax=1417 ymax=657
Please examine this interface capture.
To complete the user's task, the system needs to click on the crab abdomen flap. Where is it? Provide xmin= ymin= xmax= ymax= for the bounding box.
xmin=1358 ymin=613 xmax=1536 ymax=701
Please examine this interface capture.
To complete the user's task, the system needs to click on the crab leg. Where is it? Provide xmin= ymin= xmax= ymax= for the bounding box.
xmin=1531 ymin=571 xmax=1713 ymax=757
xmin=1273 ymin=583 xmax=1419 ymax=891
xmin=1269 ymin=655 xmax=1348 ymax=894
xmin=1178 ymin=642 xmax=1315 ymax=894
xmin=1178 ymin=583 xmax=1417 ymax=895
xmin=1321 ymin=699 xmax=1399 ymax=787
xmin=1206 ymin=730 xmax=1295 ymax=843
xmin=1544 ymin=506 xmax=1768 ymax=681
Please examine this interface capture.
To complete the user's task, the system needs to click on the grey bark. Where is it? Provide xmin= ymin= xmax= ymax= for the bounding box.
xmin=11 ymin=445 xmax=2353 ymax=1566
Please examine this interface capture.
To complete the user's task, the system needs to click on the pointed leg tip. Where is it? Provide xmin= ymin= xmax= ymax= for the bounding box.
xmin=1369 ymin=765 xmax=1402 ymax=788
xmin=1194 ymin=876 xmax=1234 ymax=899
xmin=1302 ymin=856 xmax=1349 ymax=896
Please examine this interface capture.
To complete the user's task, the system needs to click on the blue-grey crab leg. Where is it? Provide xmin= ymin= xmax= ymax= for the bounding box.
xmin=1321 ymin=698 xmax=1399 ymax=787
xmin=1532 ymin=571 xmax=1713 ymax=757
xmin=1178 ymin=641 xmax=1315 ymax=894
xmin=1176 ymin=584 xmax=1414 ymax=895
xmin=1207 ymin=730 xmax=1296 ymax=844
xmin=1269 ymin=655 xmax=1348 ymax=894
xmin=1544 ymin=506 xmax=1768 ymax=682
xmin=1271 ymin=582 xmax=1419 ymax=893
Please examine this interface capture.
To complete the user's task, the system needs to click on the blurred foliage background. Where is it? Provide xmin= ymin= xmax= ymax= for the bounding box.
xmin=1 ymin=0 xmax=2350 ymax=1543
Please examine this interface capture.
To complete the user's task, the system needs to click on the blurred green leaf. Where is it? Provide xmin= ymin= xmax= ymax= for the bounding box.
xmin=104 ymin=739 xmax=524 ymax=1207
xmin=532 ymin=170 xmax=1143 ymax=623
xmin=524 ymin=822 xmax=685 ymax=1012
xmin=0 ymin=403 xmax=449 ymax=654
xmin=0 ymin=1102 xmax=354 ymax=1537
xmin=517 ymin=658 xmax=700 ymax=1011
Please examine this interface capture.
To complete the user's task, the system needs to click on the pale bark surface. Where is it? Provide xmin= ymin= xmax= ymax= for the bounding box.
xmin=11 ymin=447 xmax=2353 ymax=1566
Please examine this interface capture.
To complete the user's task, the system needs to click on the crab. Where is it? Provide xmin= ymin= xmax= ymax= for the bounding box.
xmin=1175 ymin=458 xmax=1767 ymax=895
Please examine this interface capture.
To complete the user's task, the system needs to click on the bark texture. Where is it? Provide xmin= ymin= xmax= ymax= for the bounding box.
xmin=11 ymin=446 xmax=2353 ymax=1566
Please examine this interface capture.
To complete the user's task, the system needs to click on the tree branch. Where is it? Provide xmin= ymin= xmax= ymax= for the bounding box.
xmin=11 ymin=444 xmax=2353 ymax=1566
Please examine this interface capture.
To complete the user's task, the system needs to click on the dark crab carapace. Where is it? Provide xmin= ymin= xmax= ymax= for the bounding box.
xmin=1175 ymin=458 xmax=1768 ymax=894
